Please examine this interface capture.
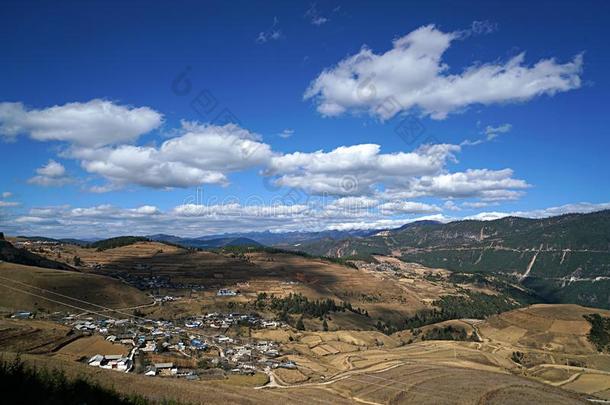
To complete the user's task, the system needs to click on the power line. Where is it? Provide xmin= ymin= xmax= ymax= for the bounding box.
xmin=0 ymin=275 xmax=152 ymax=321
xmin=0 ymin=282 xmax=118 ymax=320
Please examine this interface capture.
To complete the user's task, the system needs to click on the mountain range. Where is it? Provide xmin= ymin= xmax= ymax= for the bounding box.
xmin=291 ymin=210 xmax=610 ymax=308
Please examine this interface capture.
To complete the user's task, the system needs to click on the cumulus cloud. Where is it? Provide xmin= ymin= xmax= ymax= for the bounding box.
xmin=173 ymin=203 xmax=309 ymax=218
xmin=326 ymin=196 xmax=380 ymax=211
xmin=266 ymin=143 xmax=461 ymax=196
xmin=387 ymin=168 xmax=530 ymax=200
xmin=378 ymin=201 xmax=442 ymax=215
xmin=2 ymin=192 xmax=11 ymax=199
xmin=3 ymin=98 xmax=530 ymax=202
xmin=67 ymin=122 xmax=273 ymax=190
xmin=265 ymin=141 xmax=528 ymax=203
xmin=28 ymin=160 xmax=73 ymax=187
xmin=0 ymin=99 xmax=163 ymax=146
xmin=304 ymin=24 xmax=583 ymax=120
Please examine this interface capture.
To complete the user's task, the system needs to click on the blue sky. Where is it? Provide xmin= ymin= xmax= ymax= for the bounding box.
xmin=1 ymin=0 xmax=609 ymax=238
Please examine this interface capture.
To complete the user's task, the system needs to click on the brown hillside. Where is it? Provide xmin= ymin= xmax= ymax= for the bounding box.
xmin=0 ymin=262 xmax=151 ymax=313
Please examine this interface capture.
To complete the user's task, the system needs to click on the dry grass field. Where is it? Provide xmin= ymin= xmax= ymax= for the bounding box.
xmin=0 ymin=261 xmax=151 ymax=313
xmin=0 ymin=318 xmax=76 ymax=354
xmin=32 ymin=242 xmax=465 ymax=324
xmin=478 ymin=304 xmax=610 ymax=355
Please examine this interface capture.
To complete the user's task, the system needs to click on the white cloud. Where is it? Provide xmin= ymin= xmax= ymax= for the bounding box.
xmin=513 ymin=202 xmax=610 ymax=218
xmin=278 ymin=129 xmax=294 ymax=138
xmin=7 ymin=200 xmax=610 ymax=239
xmin=460 ymin=20 xmax=498 ymax=37
xmin=2 ymin=192 xmax=11 ymax=198
xmin=305 ymin=3 xmax=329 ymax=26
xmin=37 ymin=159 xmax=65 ymax=177
xmin=465 ymin=202 xmax=610 ymax=221
xmin=28 ymin=160 xmax=73 ymax=187
xmin=386 ymin=168 xmax=529 ymax=200
xmin=0 ymin=201 xmax=19 ymax=207
xmin=443 ymin=200 xmax=461 ymax=211
xmin=68 ymin=122 xmax=273 ymax=190
xmin=462 ymin=123 xmax=513 ymax=146
xmin=462 ymin=201 xmax=495 ymax=209
xmin=326 ymin=196 xmax=380 ymax=211
xmin=173 ymin=203 xmax=309 ymax=218
xmin=265 ymin=140 xmax=527 ymax=202
xmin=0 ymin=99 xmax=163 ymax=146
xmin=266 ymin=143 xmax=460 ymax=196
xmin=256 ymin=17 xmax=283 ymax=43
xmin=378 ymin=201 xmax=442 ymax=215
xmin=327 ymin=214 xmax=451 ymax=231
xmin=484 ymin=123 xmax=512 ymax=141
xmin=304 ymin=24 xmax=583 ymax=120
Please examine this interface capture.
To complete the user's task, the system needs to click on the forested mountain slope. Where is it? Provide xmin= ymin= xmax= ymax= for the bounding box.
xmin=297 ymin=211 xmax=610 ymax=308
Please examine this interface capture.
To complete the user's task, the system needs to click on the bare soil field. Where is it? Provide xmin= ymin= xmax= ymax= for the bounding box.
xmin=479 ymin=304 xmax=610 ymax=355
xmin=53 ymin=335 xmax=129 ymax=361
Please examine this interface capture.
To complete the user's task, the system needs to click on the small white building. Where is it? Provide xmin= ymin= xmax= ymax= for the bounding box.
xmin=88 ymin=354 xmax=104 ymax=367
xmin=144 ymin=366 xmax=157 ymax=376
xmin=141 ymin=341 xmax=157 ymax=352
xmin=89 ymin=354 xmax=132 ymax=372
xmin=217 ymin=289 xmax=237 ymax=297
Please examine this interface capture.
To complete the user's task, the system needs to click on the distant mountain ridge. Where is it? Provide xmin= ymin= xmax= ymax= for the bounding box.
xmin=147 ymin=229 xmax=380 ymax=248
xmin=147 ymin=235 xmax=261 ymax=249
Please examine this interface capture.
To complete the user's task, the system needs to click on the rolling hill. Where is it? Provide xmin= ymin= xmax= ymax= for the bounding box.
xmin=0 ymin=240 xmax=73 ymax=271
xmin=0 ymin=261 xmax=151 ymax=313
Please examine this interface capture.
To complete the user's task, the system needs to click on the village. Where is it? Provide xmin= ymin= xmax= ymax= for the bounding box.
xmin=55 ymin=309 xmax=295 ymax=380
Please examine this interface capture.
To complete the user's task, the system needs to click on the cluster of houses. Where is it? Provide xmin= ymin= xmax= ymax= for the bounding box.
xmin=13 ymin=239 xmax=59 ymax=249
xmin=111 ymin=271 xmax=216 ymax=292
xmin=61 ymin=311 xmax=291 ymax=378
xmin=356 ymin=260 xmax=402 ymax=275
xmin=184 ymin=312 xmax=280 ymax=330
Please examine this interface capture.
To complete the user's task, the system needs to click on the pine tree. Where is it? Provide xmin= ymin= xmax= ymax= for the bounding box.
xmin=296 ymin=316 xmax=305 ymax=331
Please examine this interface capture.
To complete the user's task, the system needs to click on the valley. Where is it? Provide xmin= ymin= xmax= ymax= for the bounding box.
xmin=0 ymin=231 xmax=609 ymax=403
